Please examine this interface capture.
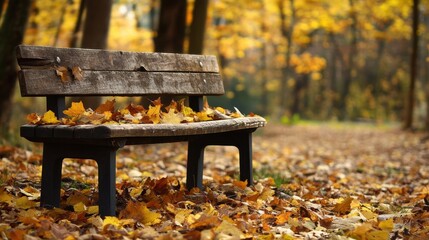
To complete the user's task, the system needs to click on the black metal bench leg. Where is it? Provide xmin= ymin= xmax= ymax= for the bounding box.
xmin=237 ymin=132 xmax=253 ymax=186
xmin=95 ymin=150 xmax=117 ymax=217
xmin=186 ymin=141 xmax=205 ymax=190
xmin=40 ymin=144 xmax=63 ymax=209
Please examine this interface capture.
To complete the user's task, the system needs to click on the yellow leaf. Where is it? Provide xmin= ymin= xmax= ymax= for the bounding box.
xmin=87 ymin=206 xmax=99 ymax=215
xmin=196 ymin=111 xmax=212 ymax=121
xmin=367 ymin=230 xmax=390 ymax=240
xmin=147 ymin=105 xmax=161 ymax=124
xmin=174 ymin=209 xmax=194 ymax=226
xmin=378 ymin=218 xmax=394 ymax=230
xmin=103 ymin=216 xmax=122 ymax=228
xmin=161 ymin=109 xmax=183 ymax=124
xmin=15 ymin=196 xmax=37 ymax=209
xmin=42 ymin=110 xmax=60 ymax=124
xmin=214 ymin=220 xmax=243 ymax=239
xmin=73 ymin=202 xmax=87 ymax=212
xmin=63 ymin=101 xmax=85 ymax=118
xmin=119 ymin=202 xmax=161 ymax=225
xmin=0 ymin=190 xmax=13 ymax=203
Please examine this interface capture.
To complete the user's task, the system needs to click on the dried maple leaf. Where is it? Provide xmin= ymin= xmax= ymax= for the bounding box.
xmin=63 ymin=101 xmax=85 ymax=118
xmin=41 ymin=110 xmax=60 ymax=124
xmin=95 ymin=99 xmax=115 ymax=114
xmin=71 ymin=66 xmax=83 ymax=81
xmin=161 ymin=109 xmax=183 ymax=124
xmin=119 ymin=202 xmax=161 ymax=225
xmin=26 ymin=113 xmax=41 ymax=124
xmin=126 ymin=103 xmax=146 ymax=115
xmin=333 ymin=197 xmax=353 ymax=214
xmin=147 ymin=101 xmax=162 ymax=124
xmin=55 ymin=66 xmax=71 ymax=83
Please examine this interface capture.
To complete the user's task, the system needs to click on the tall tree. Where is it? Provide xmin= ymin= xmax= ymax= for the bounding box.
xmin=81 ymin=0 xmax=112 ymax=49
xmin=154 ymin=0 xmax=187 ymax=53
xmin=278 ymin=0 xmax=296 ymax=115
xmin=188 ymin=0 xmax=209 ymax=54
xmin=0 ymin=0 xmax=32 ymax=137
xmin=404 ymin=0 xmax=419 ymax=129
xmin=69 ymin=0 xmax=86 ymax=48
xmin=72 ymin=0 xmax=113 ymax=109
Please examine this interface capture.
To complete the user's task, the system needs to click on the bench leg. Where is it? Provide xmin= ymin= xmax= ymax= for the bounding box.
xmin=40 ymin=144 xmax=63 ymax=209
xmin=186 ymin=141 xmax=205 ymax=189
xmin=39 ymin=143 xmax=118 ymax=217
xmin=186 ymin=130 xmax=255 ymax=190
xmin=95 ymin=150 xmax=117 ymax=217
xmin=237 ymin=132 xmax=253 ymax=186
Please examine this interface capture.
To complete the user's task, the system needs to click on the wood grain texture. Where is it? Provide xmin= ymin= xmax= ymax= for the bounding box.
xmin=19 ymin=69 xmax=224 ymax=96
xmin=21 ymin=117 xmax=267 ymax=139
xmin=16 ymin=45 xmax=219 ymax=72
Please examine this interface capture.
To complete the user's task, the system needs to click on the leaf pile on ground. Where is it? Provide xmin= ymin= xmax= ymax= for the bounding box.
xmin=1 ymin=124 xmax=429 ymax=239
xmin=26 ymin=98 xmax=254 ymax=125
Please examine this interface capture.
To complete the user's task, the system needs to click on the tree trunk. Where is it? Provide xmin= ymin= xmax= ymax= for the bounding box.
xmin=154 ymin=0 xmax=187 ymax=53
xmin=69 ymin=0 xmax=86 ymax=48
xmin=278 ymin=0 xmax=295 ymax=116
xmin=338 ymin=0 xmax=357 ymax=120
xmin=188 ymin=0 xmax=209 ymax=54
xmin=71 ymin=0 xmax=112 ymax=109
xmin=0 ymin=0 xmax=32 ymax=137
xmin=145 ymin=0 xmax=187 ymax=106
xmin=404 ymin=0 xmax=419 ymax=129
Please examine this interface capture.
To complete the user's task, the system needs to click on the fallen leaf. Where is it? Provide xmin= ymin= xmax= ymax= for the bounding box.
xmin=55 ymin=66 xmax=71 ymax=83
xmin=71 ymin=66 xmax=83 ymax=81
xmin=63 ymin=101 xmax=85 ymax=118
xmin=41 ymin=110 xmax=60 ymax=124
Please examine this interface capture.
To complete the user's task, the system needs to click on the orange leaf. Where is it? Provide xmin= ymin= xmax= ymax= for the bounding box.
xmin=276 ymin=212 xmax=292 ymax=225
xmin=95 ymin=99 xmax=115 ymax=114
xmin=232 ymin=180 xmax=248 ymax=190
xmin=63 ymin=101 xmax=85 ymax=118
xmin=26 ymin=113 xmax=41 ymax=124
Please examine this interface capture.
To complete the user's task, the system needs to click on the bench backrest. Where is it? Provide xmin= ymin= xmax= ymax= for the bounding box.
xmin=16 ymin=45 xmax=224 ymax=97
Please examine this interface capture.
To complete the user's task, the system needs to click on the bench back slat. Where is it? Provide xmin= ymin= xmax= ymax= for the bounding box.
xmin=19 ymin=70 xmax=223 ymax=96
xmin=17 ymin=45 xmax=224 ymax=97
xmin=17 ymin=45 xmax=219 ymax=72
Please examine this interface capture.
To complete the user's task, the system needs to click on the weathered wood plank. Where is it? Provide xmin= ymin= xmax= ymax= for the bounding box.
xmin=20 ymin=117 xmax=266 ymax=139
xmin=19 ymin=69 xmax=224 ymax=96
xmin=16 ymin=45 xmax=219 ymax=73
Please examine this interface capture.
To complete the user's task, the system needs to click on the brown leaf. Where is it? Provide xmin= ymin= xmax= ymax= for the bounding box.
xmin=71 ymin=66 xmax=83 ymax=81
xmin=95 ymin=99 xmax=115 ymax=114
xmin=333 ymin=197 xmax=353 ymax=214
xmin=55 ymin=66 xmax=71 ymax=83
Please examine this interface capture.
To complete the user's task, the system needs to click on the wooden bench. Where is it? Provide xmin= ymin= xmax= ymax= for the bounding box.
xmin=16 ymin=45 xmax=266 ymax=217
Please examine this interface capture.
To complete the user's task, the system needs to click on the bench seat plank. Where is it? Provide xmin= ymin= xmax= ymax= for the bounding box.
xmin=21 ymin=117 xmax=266 ymax=139
xmin=19 ymin=70 xmax=224 ymax=96
xmin=17 ymin=45 xmax=219 ymax=73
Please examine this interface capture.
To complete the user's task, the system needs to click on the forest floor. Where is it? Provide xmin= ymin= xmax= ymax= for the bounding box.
xmin=1 ymin=123 xmax=429 ymax=239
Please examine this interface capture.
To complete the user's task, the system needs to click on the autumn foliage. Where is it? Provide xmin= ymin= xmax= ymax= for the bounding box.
xmin=27 ymin=98 xmax=254 ymax=126
xmin=1 ymin=125 xmax=429 ymax=239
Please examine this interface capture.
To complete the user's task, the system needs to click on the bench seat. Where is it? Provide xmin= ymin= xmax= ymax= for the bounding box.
xmin=21 ymin=117 xmax=266 ymax=140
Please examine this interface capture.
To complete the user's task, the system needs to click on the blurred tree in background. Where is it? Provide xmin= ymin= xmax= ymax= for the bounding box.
xmin=1 ymin=0 xmax=429 ymax=139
